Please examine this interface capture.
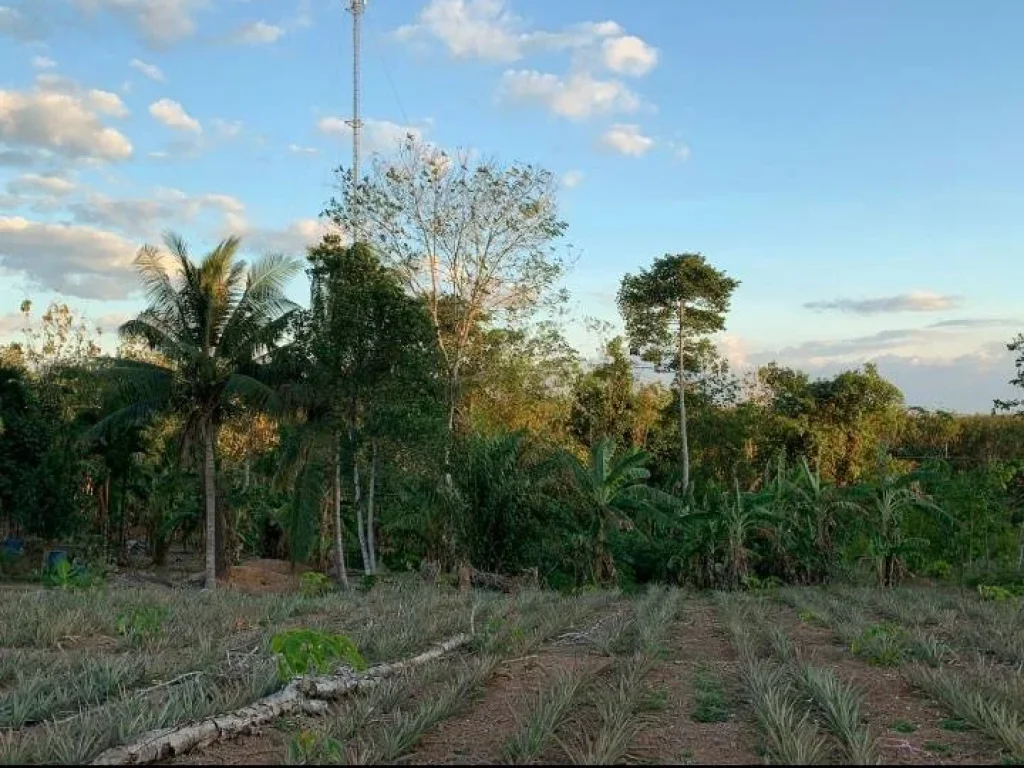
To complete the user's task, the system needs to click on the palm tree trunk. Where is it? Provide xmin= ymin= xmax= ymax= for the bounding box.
xmin=333 ymin=432 xmax=349 ymax=589
xmin=203 ymin=427 xmax=217 ymax=590
xmin=677 ymin=301 xmax=690 ymax=494
xmin=367 ymin=438 xmax=378 ymax=572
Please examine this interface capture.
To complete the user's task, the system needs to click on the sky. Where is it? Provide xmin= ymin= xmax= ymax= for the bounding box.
xmin=1 ymin=0 xmax=1021 ymax=413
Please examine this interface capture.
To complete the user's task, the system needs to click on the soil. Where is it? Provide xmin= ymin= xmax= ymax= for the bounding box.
xmin=630 ymin=598 xmax=762 ymax=765
xmin=407 ymin=648 xmax=612 ymax=765
xmin=774 ymin=604 xmax=1000 ymax=765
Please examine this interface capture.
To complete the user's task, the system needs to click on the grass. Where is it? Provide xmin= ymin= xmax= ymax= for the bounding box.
xmin=691 ymin=666 xmax=731 ymax=723
xmin=890 ymin=718 xmax=919 ymax=733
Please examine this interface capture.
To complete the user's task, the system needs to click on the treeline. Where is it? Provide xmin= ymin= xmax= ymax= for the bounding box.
xmin=1 ymin=137 xmax=1022 ymax=591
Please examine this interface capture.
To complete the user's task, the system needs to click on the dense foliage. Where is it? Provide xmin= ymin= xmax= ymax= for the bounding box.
xmin=2 ymin=141 xmax=1022 ymax=593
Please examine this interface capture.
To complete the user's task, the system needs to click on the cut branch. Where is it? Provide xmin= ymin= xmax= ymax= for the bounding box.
xmin=89 ymin=633 xmax=471 ymax=766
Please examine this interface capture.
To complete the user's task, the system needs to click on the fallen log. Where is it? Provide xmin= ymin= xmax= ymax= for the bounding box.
xmin=90 ymin=633 xmax=472 ymax=766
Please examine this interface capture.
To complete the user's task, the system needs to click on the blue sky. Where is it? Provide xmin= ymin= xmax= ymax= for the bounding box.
xmin=1 ymin=0 xmax=1021 ymax=412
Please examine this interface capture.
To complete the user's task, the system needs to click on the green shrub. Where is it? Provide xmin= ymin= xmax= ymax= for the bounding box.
xmin=850 ymin=622 xmax=908 ymax=666
xmin=271 ymin=629 xmax=366 ymax=681
xmin=116 ymin=604 xmax=169 ymax=645
xmin=977 ymin=585 xmax=1017 ymax=602
xmin=299 ymin=571 xmax=332 ymax=597
xmin=40 ymin=558 xmax=103 ymax=590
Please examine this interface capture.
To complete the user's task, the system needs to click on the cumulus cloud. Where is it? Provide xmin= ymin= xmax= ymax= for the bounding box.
xmin=561 ymin=170 xmax=584 ymax=188
xmin=229 ymin=20 xmax=284 ymax=44
xmin=0 ymin=80 xmax=132 ymax=162
xmin=601 ymin=35 xmax=657 ymax=76
xmin=500 ymin=70 xmax=639 ymax=119
xmin=212 ymin=118 xmax=242 ymax=138
xmin=804 ymin=291 xmax=962 ymax=315
xmin=0 ymin=216 xmax=139 ymax=299
xmin=237 ymin=218 xmax=333 ymax=256
xmin=149 ymin=98 xmax=201 ymax=132
xmin=395 ymin=0 xmax=652 ymax=72
xmin=316 ymin=116 xmax=425 ymax=155
xmin=7 ymin=173 xmax=75 ymax=197
xmin=71 ymin=0 xmax=210 ymax=47
xmin=31 ymin=55 xmax=57 ymax=69
xmin=129 ymin=57 xmax=165 ymax=81
xmin=68 ymin=188 xmax=247 ymax=238
xmin=598 ymin=123 xmax=654 ymax=156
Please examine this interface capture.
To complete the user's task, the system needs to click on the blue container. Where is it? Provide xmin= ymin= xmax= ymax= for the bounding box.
xmin=44 ymin=549 xmax=68 ymax=569
xmin=1 ymin=536 xmax=24 ymax=556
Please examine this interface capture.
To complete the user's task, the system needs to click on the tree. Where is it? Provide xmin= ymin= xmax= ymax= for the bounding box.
xmin=618 ymin=254 xmax=740 ymax=494
xmin=325 ymin=136 xmax=568 ymax=468
xmin=300 ymin=236 xmax=442 ymax=581
xmin=96 ymin=234 xmax=300 ymax=589
xmin=562 ymin=437 xmax=671 ymax=586
xmin=995 ymin=333 xmax=1024 ymax=415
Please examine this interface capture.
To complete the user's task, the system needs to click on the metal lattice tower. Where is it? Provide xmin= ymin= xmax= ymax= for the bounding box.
xmin=347 ymin=0 xmax=366 ymax=231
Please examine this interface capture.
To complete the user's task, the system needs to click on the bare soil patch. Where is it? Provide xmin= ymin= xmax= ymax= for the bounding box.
xmin=630 ymin=598 xmax=760 ymax=765
xmin=775 ymin=605 xmax=999 ymax=765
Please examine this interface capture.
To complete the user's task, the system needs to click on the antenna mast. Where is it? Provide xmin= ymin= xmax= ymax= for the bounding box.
xmin=347 ymin=0 xmax=365 ymax=242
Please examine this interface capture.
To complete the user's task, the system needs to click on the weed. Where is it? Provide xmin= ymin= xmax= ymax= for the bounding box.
xmin=939 ymin=717 xmax=971 ymax=732
xmin=116 ymin=604 xmax=169 ymax=647
xmin=890 ymin=718 xmax=918 ymax=733
xmin=298 ymin=571 xmax=332 ymax=597
xmin=691 ymin=668 xmax=731 ymax=723
xmin=849 ymin=622 xmax=908 ymax=666
xmin=925 ymin=740 xmax=953 ymax=755
xmin=271 ymin=629 xmax=366 ymax=681
xmin=285 ymin=730 xmax=343 ymax=764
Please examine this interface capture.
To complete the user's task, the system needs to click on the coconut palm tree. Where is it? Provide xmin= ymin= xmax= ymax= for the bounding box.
xmin=94 ymin=233 xmax=301 ymax=589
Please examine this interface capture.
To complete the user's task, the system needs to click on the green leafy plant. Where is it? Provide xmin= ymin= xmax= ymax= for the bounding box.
xmin=978 ymin=585 xmax=1017 ymax=602
xmin=849 ymin=622 xmax=908 ymax=666
xmin=692 ymin=668 xmax=731 ymax=723
xmin=270 ymin=629 xmax=366 ymax=681
xmin=890 ymin=719 xmax=918 ymax=733
xmin=286 ymin=729 xmax=343 ymax=764
xmin=298 ymin=571 xmax=332 ymax=597
xmin=116 ymin=605 xmax=169 ymax=645
xmin=40 ymin=559 xmax=101 ymax=590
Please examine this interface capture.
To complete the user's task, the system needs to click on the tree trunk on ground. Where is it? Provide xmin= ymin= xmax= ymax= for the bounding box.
xmin=203 ymin=427 xmax=217 ymax=590
xmin=367 ymin=439 xmax=378 ymax=572
xmin=677 ymin=301 xmax=690 ymax=495
xmin=332 ymin=433 xmax=349 ymax=589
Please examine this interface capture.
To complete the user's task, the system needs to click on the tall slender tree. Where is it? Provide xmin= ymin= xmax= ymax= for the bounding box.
xmin=618 ymin=253 xmax=739 ymax=494
xmin=95 ymin=234 xmax=300 ymax=589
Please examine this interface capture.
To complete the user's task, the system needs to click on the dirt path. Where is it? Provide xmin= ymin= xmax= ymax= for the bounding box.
xmin=630 ymin=598 xmax=760 ymax=765
xmin=775 ymin=605 xmax=999 ymax=765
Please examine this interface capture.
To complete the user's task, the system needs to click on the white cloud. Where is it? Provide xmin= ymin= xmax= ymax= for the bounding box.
xmin=0 ymin=216 xmax=139 ymax=299
xmin=597 ymin=123 xmax=654 ymax=156
xmin=317 ymin=116 xmax=424 ymax=155
xmin=71 ymin=0 xmax=210 ymax=47
xmin=396 ymin=1 xmax=649 ymax=71
xmin=68 ymin=187 xmax=247 ymax=238
xmin=31 ymin=55 xmax=56 ymax=69
xmin=129 ymin=57 xmax=165 ymax=81
xmin=561 ymin=169 xmax=584 ymax=188
xmin=230 ymin=19 xmax=284 ymax=44
xmin=149 ymin=98 xmax=201 ymax=132
xmin=212 ymin=118 xmax=243 ymax=138
xmin=395 ymin=0 xmax=525 ymax=61
xmin=288 ymin=143 xmax=319 ymax=156
xmin=238 ymin=218 xmax=333 ymax=255
xmin=804 ymin=291 xmax=963 ymax=315
xmin=601 ymin=35 xmax=658 ymax=76
xmin=7 ymin=173 xmax=75 ymax=197
xmin=500 ymin=70 xmax=639 ymax=120
xmin=0 ymin=81 xmax=132 ymax=162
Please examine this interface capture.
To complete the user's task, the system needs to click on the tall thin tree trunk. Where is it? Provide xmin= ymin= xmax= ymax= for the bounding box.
xmin=367 ymin=439 xmax=378 ymax=572
xmin=677 ymin=301 xmax=690 ymax=494
xmin=203 ymin=427 xmax=217 ymax=590
xmin=349 ymin=423 xmax=370 ymax=575
xmin=333 ymin=433 xmax=349 ymax=589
